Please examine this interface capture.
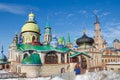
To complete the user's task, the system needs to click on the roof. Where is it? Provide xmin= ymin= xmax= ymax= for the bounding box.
xmin=69 ymin=50 xmax=90 ymax=58
xmin=17 ymin=44 xmax=70 ymax=53
xmin=0 ymin=53 xmax=7 ymax=62
xmin=22 ymin=53 xmax=41 ymax=64
xmin=21 ymin=13 xmax=40 ymax=34
xmin=113 ymin=39 xmax=119 ymax=42
xmin=0 ymin=61 xmax=8 ymax=64
xmin=21 ymin=22 xmax=40 ymax=34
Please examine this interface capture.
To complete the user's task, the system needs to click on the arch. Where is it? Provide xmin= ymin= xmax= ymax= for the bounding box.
xmin=71 ymin=56 xmax=79 ymax=63
xmin=61 ymin=68 xmax=65 ymax=73
xmin=81 ymin=56 xmax=87 ymax=69
xmin=32 ymin=36 xmax=36 ymax=42
xmin=45 ymin=51 xmax=58 ymax=64
xmin=22 ymin=36 xmax=24 ymax=43
xmin=23 ymin=53 xmax=28 ymax=59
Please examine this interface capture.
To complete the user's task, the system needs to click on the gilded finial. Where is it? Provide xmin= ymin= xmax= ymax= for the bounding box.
xmin=83 ymin=29 xmax=86 ymax=34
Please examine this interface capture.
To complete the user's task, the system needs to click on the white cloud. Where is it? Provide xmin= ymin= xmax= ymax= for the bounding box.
xmin=79 ymin=10 xmax=87 ymax=14
xmin=93 ymin=9 xmax=100 ymax=14
xmin=0 ymin=3 xmax=39 ymax=14
xmin=102 ymin=22 xmax=120 ymax=46
xmin=99 ymin=12 xmax=111 ymax=17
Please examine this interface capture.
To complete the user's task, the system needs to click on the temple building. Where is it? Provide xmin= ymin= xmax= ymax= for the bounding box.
xmin=6 ymin=12 xmax=120 ymax=77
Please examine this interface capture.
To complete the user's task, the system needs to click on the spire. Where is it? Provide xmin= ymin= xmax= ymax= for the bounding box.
xmin=1 ymin=44 xmax=3 ymax=54
xmin=95 ymin=15 xmax=99 ymax=24
xmin=45 ymin=16 xmax=51 ymax=28
xmin=83 ymin=29 xmax=86 ymax=34
xmin=67 ymin=33 xmax=71 ymax=44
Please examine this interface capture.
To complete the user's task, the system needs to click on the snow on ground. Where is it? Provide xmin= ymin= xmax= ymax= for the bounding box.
xmin=75 ymin=70 xmax=120 ymax=80
xmin=1 ymin=70 xmax=120 ymax=80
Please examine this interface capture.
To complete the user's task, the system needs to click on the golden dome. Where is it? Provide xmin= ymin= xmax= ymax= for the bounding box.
xmin=21 ymin=12 xmax=40 ymax=34
xmin=29 ymin=13 xmax=35 ymax=17
xmin=21 ymin=23 xmax=40 ymax=34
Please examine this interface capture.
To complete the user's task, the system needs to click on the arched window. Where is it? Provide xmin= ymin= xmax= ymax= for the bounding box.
xmin=71 ymin=57 xmax=79 ymax=62
xmin=61 ymin=68 xmax=65 ymax=73
xmin=32 ymin=36 xmax=35 ymax=42
xmin=81 ymin=56 xmax=87 ymax=69
xmin=45 ymin=51 xmax=58 ymax=64
xmin=22 ymin=36 xmax=24 ymax=43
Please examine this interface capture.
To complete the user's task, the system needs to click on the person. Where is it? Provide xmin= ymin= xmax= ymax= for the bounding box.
xmin=74 ymin=64 xmax=81 ymax=75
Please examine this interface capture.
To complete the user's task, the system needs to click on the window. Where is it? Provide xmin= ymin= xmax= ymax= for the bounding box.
xmin=111 ymin=68 xmax=114 ymax=70
xmin=45 ymin=51 xmax=58 ymax=64
xmin=61 ymin=68 xmax=65 ymax=73
xmin=32 ymin=36 xmax=35 ymax=42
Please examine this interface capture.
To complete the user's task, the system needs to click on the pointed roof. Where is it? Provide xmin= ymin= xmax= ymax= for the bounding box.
xmin=94 ymin=15 xmax=100 ymax=24
xmin=0 ymin=45 xmax=7 ymax=61
xmin=45 ymin=16 xmax=51 ymax=29
xmin=67 ymin=33 xmax=71 ymax=44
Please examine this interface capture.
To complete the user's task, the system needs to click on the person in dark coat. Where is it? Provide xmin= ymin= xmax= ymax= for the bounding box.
xmin=74 ymin=64 xmax=81 ymax=75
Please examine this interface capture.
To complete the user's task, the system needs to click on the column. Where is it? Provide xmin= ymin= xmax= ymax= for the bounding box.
xmin=58 ymin=53 xmax=61 ymax=64
xmin=41 ymin=53 xmax=45 ymax=64
xmin=65 ymin=54 xmax=67 ymax=63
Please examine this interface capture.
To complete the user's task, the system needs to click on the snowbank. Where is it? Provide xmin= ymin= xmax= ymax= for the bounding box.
xmin=74 ymin=70 xmax=120 ymax=80
xmin=1 ymin=70 xmax=120 ymax=80
xmin=51 ymin=76 xmax=65 ymax=80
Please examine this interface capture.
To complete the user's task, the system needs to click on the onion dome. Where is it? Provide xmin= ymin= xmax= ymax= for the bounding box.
xmin=58 ymin=37 xmax=63 ymax=45
xmin=21 ymin=12 xmax=40 ymax=34
xmin=50 ymin=34 xmax=58 ymax=47
xmin=22 ymin=53 xmax=41 ymax=64
xmin=0 ymin=54 xmax=7 ymax=62
xmin=76 ymin=30 xmax=94 ymax=48
xmin=29 ymin=13 xmax=35 ymax=17
xmin=114 ymin=39 xmax=119 ymax=42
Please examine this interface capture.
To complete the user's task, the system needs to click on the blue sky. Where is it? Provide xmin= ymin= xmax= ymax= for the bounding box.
xmin=0 ymin=0 xmax=120 ymax=55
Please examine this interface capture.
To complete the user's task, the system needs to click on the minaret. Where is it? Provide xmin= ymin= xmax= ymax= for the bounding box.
xmin=44 ymin=17 xmax=52 ymax=44
xmin=94 ymin=15 xmax=101 ymax=38
xmin=0 ymin=44 xmax=7 ymax=61
xmin=66 ymin=33 xmax=72 ymax=48
xmin=94 ymin=15 xmax=107 ymax=50
xmin=1 ymin=44 xmax=3 ymax=54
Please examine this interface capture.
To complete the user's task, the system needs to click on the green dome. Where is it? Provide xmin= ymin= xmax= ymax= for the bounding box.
xmin=21 ymin=22 xmax=40 ymax=34
xmin=0 ymin=53 xmax=7 ymax=62
xmin=58 ymin=37 xmax=63 ymax=45
xmin=22 ymin=54 xmax=41 ymax=64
